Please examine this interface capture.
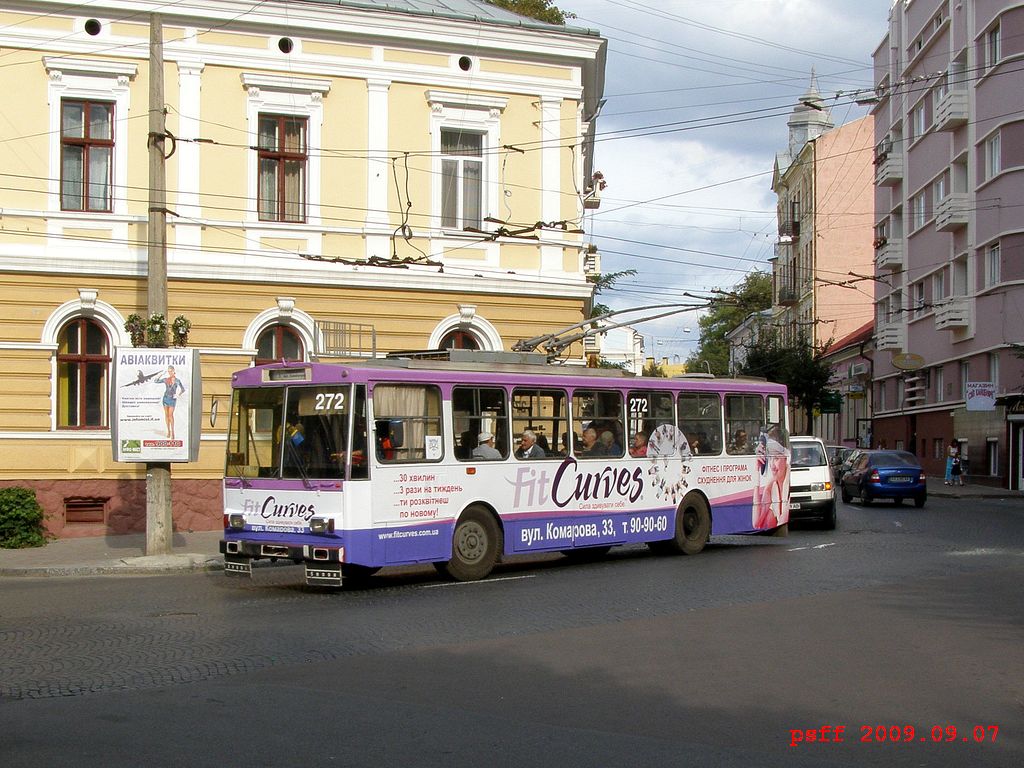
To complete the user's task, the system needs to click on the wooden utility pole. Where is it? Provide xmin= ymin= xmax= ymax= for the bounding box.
xmin=146 ymin=14 xmax=172 ymax=556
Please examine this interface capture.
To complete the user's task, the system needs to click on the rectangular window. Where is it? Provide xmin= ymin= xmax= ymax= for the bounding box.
xmin=511 ymin=388 xmax=566 ymax=459
xmin=985 ymin=132 xmax=1001 ymax=179
xmin=453 ymin=386 xmax=509 ymax=461
xmin=914 ymin=282 xmax=925 ymax=317
xmin=987 ymin=242 xmax=1001 ymax=286
xmin=627 ymin=390 xmax=674 ymax=457
xmin=678 ymin=392 xmax=723 ymax=456
xmin=933 ymin=270 xmax=946 ymax=301
xmin=61 ymin=99 xmax=113 ymax=212
xmin=936 ymin=367 xmax=944 ymax=403
xmin=990 ymin=352 xmax=1000 ymax=391
xmin=911 ymin=103 xmax=927 ymax=140
xmin=725 ymin=394 xmax=763 ymax=455
xmin=933 ymin=437 xmax=944 ymax=459
xmin=373 ymin=384 xmax=443 ymax=463
xmin=878 ymin=381 xmax=887 ymax=412
xmin=573 ymin=390 xmax=625 ymax=458
xmin=987 ymin=23 xmax=1001 ymax=68
xmin=258 ymin=114 xmax=307 ymax=222
xmin=441 ymin=129 xmax=483 ymax=230
xmin=911 ymin=192 xmax=927 ymax=230
xmin=932 ymin=175 xmax=947 ymax=203
xmin=960 ymin=361 xmax=970 ymax=398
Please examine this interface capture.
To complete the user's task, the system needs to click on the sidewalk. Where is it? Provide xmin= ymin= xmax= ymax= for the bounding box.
xmin=0 ymin=529 xmax=223 ymax=578
xmin=2 ymin=477 xmax=1019 ymax=578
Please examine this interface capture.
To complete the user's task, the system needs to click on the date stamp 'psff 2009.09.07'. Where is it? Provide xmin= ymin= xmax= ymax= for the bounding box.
xmin=789 ymin=725 xmax=1000 ymax=748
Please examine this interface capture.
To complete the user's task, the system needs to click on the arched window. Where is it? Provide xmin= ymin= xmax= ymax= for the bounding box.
xmin=256 ymin=324 xmax=304 ymax=365
xmin=57 ymin=318 xmax=110 ymax=428
xmin=439 ymin=329 xmax=480 ymax=350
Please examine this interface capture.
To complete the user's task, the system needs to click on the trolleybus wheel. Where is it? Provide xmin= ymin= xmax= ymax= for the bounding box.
xmin=652 ymin=494 xmax=711 ymax=556
xmin=439 ymin=505 xmax=501 ymax=582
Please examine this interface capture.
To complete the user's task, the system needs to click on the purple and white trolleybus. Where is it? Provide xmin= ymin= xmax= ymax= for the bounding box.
xmin=220 ymin=350 xmax=791 ymax=587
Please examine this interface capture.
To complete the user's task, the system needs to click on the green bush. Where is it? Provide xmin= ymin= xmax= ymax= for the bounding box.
xmin=0 ymin=487 xmax=47 ymax=548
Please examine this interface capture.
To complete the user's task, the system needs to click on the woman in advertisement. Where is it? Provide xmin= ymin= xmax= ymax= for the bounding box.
xmin=158 ymin=366 xmax=185 ymax=440
xmin=754 ymin=424 xmax=788 ymax=529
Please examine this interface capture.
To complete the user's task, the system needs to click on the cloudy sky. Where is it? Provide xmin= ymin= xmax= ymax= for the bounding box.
xmin=563 ymin=0 xmax=894 ymax=356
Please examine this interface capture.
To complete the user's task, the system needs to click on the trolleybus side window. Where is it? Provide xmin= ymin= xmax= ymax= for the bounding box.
xmin=725 ymin=394 xmax=763 ymax=455
xmin=282 ymin=386 xmax=351 ymax=481
xmin=573 ymin=389 xmax=625 ymax=458
xmin=511 ymin=388 xmax=566 ymax=458
xmin=627 ymin=389 xmax=674 ymax=457
xmin=765 ymin=394 xmax=788 ymax=451
xmin=453 ymin=386 xmax=509 ymax=461
xmin=373 ymin=384 xmax=443 ymax=463
xmin=678 ymin=392 xmax=723 ymax=456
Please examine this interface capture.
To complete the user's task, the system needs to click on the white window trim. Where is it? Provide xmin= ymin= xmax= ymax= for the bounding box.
xmin=427 ymin=91 xmax=507 ymax=235
xmin=243 ymin=73 xmax=329 ymax=227
xmin=243 ymin=302 xmax=317 ymax=360
xmin=987 ymin=242 xmax=1001 ymax=286
xmin=45 ymin=57 xmax=137 ymax=220
xmin=41 ymin=290 xmax=127 ymax=432
xmin=984 ymin=131 xmax=1001 ymax=180
xmin=428 ymin=308 xmax=503 ymax=351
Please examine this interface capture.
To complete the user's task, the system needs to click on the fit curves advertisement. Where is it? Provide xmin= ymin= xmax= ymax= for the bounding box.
xmin=110 ymin=347 xmax=202 ymax=463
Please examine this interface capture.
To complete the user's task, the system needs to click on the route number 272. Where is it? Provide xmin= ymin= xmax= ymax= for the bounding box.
xmin=314 ymin=392 xmax=345 ymax=411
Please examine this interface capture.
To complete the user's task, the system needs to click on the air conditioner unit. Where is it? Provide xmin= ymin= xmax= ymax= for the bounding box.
xmin=849 ymin=362 xmax=869 ymax=378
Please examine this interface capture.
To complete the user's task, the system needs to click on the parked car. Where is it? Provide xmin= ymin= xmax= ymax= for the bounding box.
xmin=839 ymin=450 xmax=927 ymax=507
xmin=825 ymin=445 xmax=855 ymax=480
xmin=789 ymin=436 xmax=837 ymax=528
xmin=834 ymin=448 xmax=867 ymax=485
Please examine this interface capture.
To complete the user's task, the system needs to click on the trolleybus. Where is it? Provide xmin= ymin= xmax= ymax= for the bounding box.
xmin=220 ymin=350 xmax=790 ymax=587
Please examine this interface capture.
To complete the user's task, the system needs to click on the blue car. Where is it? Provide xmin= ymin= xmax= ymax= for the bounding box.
xmin=839 ymin=450 xmax=927 ymax=507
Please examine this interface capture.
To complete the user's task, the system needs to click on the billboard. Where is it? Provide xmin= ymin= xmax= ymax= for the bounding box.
xmin=965 ymin=381 xmax=996 ymax=412
xmin=111 ymin=347 xmax=202 ymax=462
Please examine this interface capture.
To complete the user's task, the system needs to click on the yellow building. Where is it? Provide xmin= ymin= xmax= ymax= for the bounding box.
xmin=0 ymin=1 xmax=607 ymax=536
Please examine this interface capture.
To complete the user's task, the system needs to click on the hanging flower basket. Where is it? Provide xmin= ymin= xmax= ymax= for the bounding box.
xmin=124 ymin=314 xmax=146 ymax=347
xmin=146 ymin=313 xmax=167 ymax=348
xmin=171 ymin=315 xmax=192 ymax=347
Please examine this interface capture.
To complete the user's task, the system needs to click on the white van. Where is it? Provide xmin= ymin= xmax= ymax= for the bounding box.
xmin=788 ymin=436 xmax=836 ymax=529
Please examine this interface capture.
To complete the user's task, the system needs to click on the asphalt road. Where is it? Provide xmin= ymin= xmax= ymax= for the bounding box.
xmin=2 ymin=496 xmax=1022 ymax=767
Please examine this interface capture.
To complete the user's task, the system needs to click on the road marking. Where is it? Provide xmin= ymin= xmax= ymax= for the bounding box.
xmin=788 ymin=543 xmax=835 ymax=552
xmin=813 ymin=542 xmax=835 ymax=549
xmin=421 ymin=574 xmax=537 ymax=589
xmin=894 ymin=521 xmax=903 ymax=527
xmin=787 ymin=546 xmax=809 ymax=551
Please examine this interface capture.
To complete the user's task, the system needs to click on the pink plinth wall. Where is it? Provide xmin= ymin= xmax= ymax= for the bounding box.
xmin=0 ymin=478 xmax=222 ymax=538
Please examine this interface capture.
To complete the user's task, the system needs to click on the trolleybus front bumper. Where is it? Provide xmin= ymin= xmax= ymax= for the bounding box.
xmin=220 ymin=538 xmax=345 ymax=587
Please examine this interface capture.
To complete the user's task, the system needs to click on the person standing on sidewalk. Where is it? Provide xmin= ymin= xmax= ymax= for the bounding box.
xmin=945 ymin=439 xmax=959 ymax=485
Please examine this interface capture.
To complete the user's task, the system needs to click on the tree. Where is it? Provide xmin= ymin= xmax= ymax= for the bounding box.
xmin=486 ymin=0 xmax=575 ymax=24
xmin=739 ymin=331 xmax=835 ymax=428
xmin=685 ymin=271 xmax=772 ymax=375
xmin=642 ymin=358 xmax=666 ymax=377
xmin=588 ymin=268 xmax=637 ymax=319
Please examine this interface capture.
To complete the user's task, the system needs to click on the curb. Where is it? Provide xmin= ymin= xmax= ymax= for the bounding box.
xmin=0 ymin=554 xmax=223 ymax=578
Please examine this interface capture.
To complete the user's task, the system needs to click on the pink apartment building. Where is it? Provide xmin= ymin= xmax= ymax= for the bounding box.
xmin=871 ymin=0 xmax=1024 ymax=487
xmin=770 ymin=77 xmax=875 ymax=436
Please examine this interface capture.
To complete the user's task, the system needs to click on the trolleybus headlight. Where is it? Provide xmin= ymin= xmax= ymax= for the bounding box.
xmin=309 ymin=517 xmax=334 ymax=534
xmin=228 ymin=513 xmax=245 ymax=529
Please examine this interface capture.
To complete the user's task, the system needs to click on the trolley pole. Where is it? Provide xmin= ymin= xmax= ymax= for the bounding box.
xmin=146 ymin=14 xmax=171 ymax=555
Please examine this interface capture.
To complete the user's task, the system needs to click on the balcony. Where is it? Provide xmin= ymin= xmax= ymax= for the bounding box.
xmin=778 ymin=220 xmax=800 ymax=242
xmin=874 ymin=236 xmax=904 ymax=271
xmin=876 ymin=321 xmax=906 ymax=351
xmin=934 ymin=296 xmax=970 ymax=330
xmin=874 ymin=151 xmax=903 ymax=186
xmin=934 ymin=89 xmax=968 ymax=131
xmin=935 ymin=193 xmax=969 ymax=232
xmin=778 ymin=287 xmax=798 ymax=306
